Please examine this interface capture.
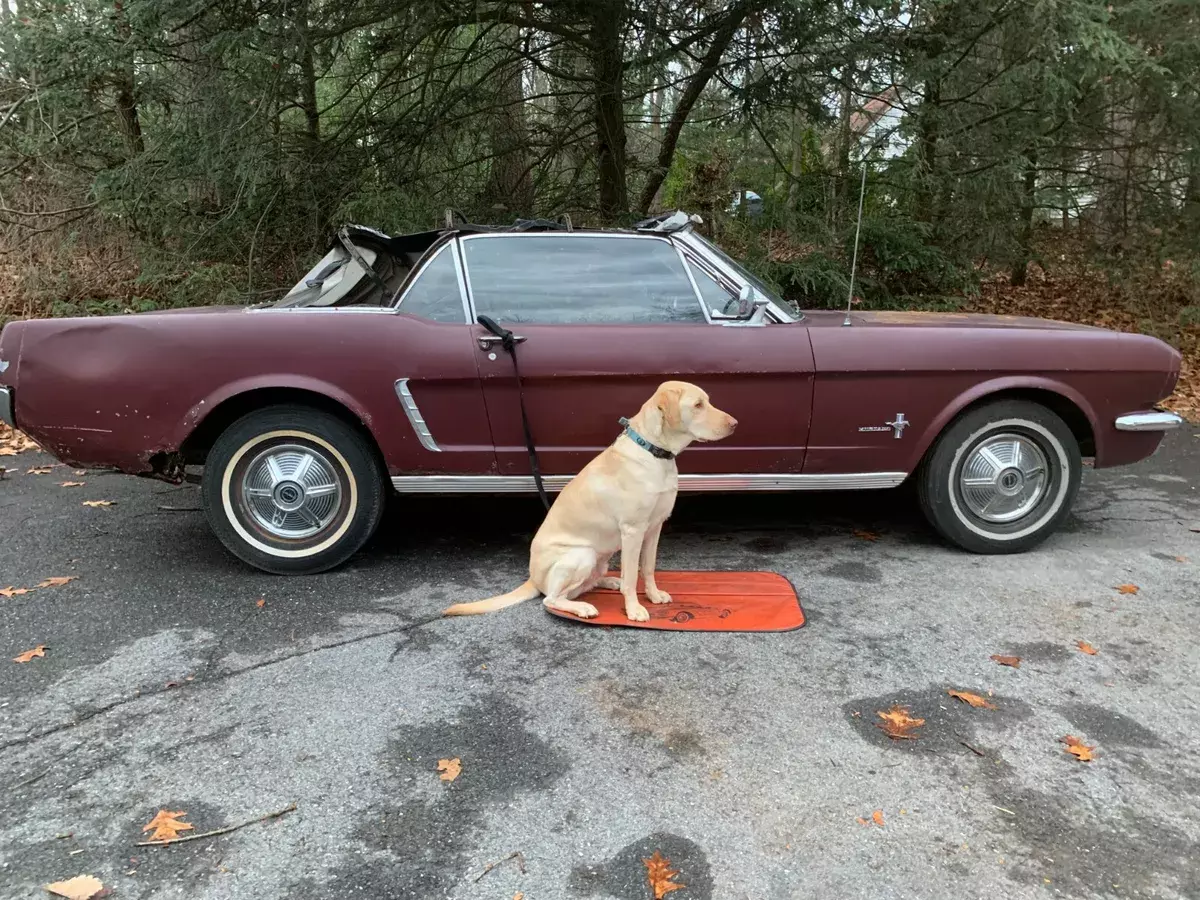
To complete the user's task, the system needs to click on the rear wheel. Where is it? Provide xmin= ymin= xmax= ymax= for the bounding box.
xmin=917 ymin=400 xmax=1081 ymax=554
xmin=201 ymin=405 xmax=385 ymax=574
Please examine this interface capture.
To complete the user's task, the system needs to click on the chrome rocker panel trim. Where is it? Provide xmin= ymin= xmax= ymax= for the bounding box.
xmin=393 ymin=379 xmax=441 ymax=452
xmin=390 ymin=472 xmax=908 ymax=494
xmin=1114 ymin=411 xmax=1184 ymax=432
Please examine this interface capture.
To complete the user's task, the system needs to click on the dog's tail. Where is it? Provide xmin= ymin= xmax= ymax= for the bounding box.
xmin=443 ymin=580 xmax=541 ymax=617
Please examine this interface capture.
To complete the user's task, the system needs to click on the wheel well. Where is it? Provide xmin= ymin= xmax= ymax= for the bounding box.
xmin=948 ymin=388 xmax=1096 ymax=457
xmin=179 ymin=387 xmax=385 ymax=469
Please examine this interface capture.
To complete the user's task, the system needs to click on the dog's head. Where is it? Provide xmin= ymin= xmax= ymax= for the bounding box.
xmin=649 ymin=381 xmax=737 ymax=443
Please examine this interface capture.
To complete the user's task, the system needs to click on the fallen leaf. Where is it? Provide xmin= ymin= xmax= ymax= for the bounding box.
xmin=26 ymin=466 xmax=53 ymax=475
xmin=44 ymin=874 xmax=104 ymax=900
xmin=81 ymin=500 xmax=115 ymax=508
xmin=37 ymin=577 xmax=77 ymax=589
xmin=643 ymin=849 xmax=685 ymax=899
xmin=73 ymin=470 xmax=87 ymax=476
xmin=437 ymin=758 xmax=462 ymax=782
xmin=1060 ymin=735 xmax=1096 ymax=762
xmin=990 ymin=654 xmax=1021 ymax=668
xmin=1174 ymin=556 xmax=1188 ymax=563
xmin=141 ymin=810 xmax=194 ymax=843
xmin=14 ymin=644 xmax=47 ymax=663
xmin=0 ymin=447 xmax=15 ymax=456
xmin=1 ymin=586 xmax=32 ymax=598
xmin=1077 ymin=640 xmax=1098 ymax=655
xmin=514 ymin=894 xmax=524 ymax=900
xmin=1114 ymin=583 xmax=1139 ymax=595
xmin=853 ymin=530 xmax=880 ymax=542
xmin=872 ymin=809 xmax=885 ymax=826
xmin=59 ymin=481 xmax=85 ymax=488
xmin=256 ymin=598 xmax=266 ymax=609
xmin=947 ymin=689 xmax=997 ymax=709
xmin=876 ymin=704 xmax=925 ymax=740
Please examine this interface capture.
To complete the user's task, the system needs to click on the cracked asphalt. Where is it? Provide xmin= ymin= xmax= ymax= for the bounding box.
xmin=2 ymin=431 xmax=1199 ymax=900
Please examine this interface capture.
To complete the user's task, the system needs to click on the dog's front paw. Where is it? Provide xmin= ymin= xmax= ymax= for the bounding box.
xmin=595 ymin=577 xmax=622 ymax=591
xmin=625 ymin=602 xmax=651 ymax=622
xmin=575 ymin=602 xmax=600 ymax=619
xmin=647 ymin=589 xmax=672 ymax=605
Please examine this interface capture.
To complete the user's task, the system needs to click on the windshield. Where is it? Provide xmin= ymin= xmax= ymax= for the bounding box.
xmin=689 ymin=232 xmax=786 ymax=309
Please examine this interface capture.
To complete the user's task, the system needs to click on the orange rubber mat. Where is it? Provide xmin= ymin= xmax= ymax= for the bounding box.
xmin=546 ymin=571 xmax=805 ymax=632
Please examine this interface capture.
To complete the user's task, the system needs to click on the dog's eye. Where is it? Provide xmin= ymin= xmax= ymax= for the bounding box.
xmin=694 ymin=400 xmax=704 ymax=408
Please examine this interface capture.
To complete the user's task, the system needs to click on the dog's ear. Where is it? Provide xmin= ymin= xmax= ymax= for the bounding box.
xmin=656 ymin=384 xmax=684 ymax=431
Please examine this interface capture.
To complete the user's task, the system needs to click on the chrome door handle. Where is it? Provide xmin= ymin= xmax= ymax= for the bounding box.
xmin=477 ymin=333 xmax=526 ymax=349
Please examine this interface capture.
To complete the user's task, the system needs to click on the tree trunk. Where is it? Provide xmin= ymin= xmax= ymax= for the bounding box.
xmin=636 ymin=3 xmax=751 ymax=216
xmin=112 ymin=0 xmax=143 ymax=156
xmin=481 ymin=25 xmax=533 ymax=217
xmin=914 ymin=79 xmax=940 ymax=225
xmin=297 ymin=0 xmax=320 ymax=143
xmin=1011 ymin=147 xmax=1038 ymax=286
xmin=590 ymin=0 xmax=628 ymax=222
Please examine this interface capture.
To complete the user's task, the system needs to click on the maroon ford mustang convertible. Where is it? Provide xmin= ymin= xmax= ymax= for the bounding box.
xmin=0 ymin=211 xmax=1183 ymax=574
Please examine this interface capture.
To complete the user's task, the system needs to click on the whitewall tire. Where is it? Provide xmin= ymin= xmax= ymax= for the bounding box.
xmin=917 ymin=400 xmax=1082 ymax=554
xmin=201 ymin=405 xmax=385 ymax=574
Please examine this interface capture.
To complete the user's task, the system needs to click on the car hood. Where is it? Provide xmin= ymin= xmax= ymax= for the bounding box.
xmin=849 ymin=310 xmax=1103 ymax=331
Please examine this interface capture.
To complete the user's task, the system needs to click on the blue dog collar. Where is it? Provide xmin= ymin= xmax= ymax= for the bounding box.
xmin=618 ymin=417 xmax=675 ymax=460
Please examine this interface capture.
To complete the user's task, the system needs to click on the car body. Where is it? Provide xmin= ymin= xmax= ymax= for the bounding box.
xmin=0 ymin=211 xmax=1184 ymax=573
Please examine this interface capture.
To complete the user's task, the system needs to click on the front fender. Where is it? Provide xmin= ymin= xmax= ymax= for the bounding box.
xmin=906 ymin=375 xmax=1100 ymax=471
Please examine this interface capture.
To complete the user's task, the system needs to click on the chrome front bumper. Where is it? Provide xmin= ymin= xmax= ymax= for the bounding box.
xmin=1114 ymin=410 xmax=1184 ymax=432
xmin=0 ymin=386 xmax=12 ymax=428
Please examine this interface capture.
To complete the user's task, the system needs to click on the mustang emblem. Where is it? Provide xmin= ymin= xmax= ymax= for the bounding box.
xmin=859 ymin=413 xmax=909 ymax=439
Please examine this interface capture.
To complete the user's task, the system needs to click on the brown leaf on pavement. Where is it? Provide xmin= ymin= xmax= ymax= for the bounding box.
xmin=44 ymin=874 xmax=105 ymax=900
xmin=853 ymin=530 xmax=880 ymax=542
xmin=947 ymin=689 xmax=997 ymax=709
xmin=876 ymin=705 xmax=925 ymax=740
xmin=14 ymin=645 xmax=48 ymax=663
xmin=872 ymin=809 xmax=885 ymax=826
xmin=1076 ymin=640 xmax=1099 ymax=655
xmin=437 ymin=758 xmax=462 ymax=782
xmin=37 ymin=577 xmax=77 ymax=589
xmin=1060 ymin=735 xmax=1096 ymax=762
xmin=59 ymin=481 xmax=85 ymax=488
xmin=141 ymin=810 xmax=194 ymax=843
xmin=1114 ymin=584 xmax=1139 ymax=595
xmin=256 ymin=598 xmax=266 ymax=608
xmin=81 ymin=500 xmax=115 ymax=508
xmin=990 ymin=654 xmax=1021 ymax=668
xmin=643 ymin=850 xmax=685 ymax=898
xmin=26 ymin=466 xmax=54 ymax=475
xmin=1 ymin=586 xmax=32 ymax=598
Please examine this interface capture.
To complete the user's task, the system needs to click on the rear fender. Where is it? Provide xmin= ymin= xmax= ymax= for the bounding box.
xmin=170 ymin=375 xmax=378 ymax=450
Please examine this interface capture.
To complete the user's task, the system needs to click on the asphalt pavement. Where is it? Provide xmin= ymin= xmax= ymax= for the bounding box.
xmin=2 ymin=431 xmax=1198 ymax=899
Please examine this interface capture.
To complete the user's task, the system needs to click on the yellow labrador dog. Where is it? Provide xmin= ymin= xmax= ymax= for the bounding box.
xmin=444 ymin=381 xmax=736 ymax=621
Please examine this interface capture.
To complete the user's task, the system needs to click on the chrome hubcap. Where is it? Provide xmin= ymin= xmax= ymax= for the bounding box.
xmin=241 ymin=443 xmax=343 ymax=539
xmin=959 ymin=433 xmax=1049 ymax=523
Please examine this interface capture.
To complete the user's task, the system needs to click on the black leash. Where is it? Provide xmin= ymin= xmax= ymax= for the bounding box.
xmin=476 ymin=315 xmax=551 ymax=510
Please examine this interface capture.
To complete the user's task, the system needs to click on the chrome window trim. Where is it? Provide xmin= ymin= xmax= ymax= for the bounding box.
xmin=457 ymin=231 xmax=708 ymax=326
xmin=390 ymin=240 xmax=471 ymax=324
xmin=248 ymin=306 xmax=397 ymax=315
xmin=671 ymin=242 xmax=714 ymax=324
xmin=393 ymin=379 xmax=441 ymax=452
xmin=1114 ymin=411 xmax=1184 ymax=432
xmin=391 ymin=471 xmax=908 ymax=494
xmin=673 ymin=230 xmax=796 ymax=324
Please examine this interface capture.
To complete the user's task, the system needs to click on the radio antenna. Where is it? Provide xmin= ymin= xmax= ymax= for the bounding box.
xmin=842 ymin=165 xmax=868 ymax=327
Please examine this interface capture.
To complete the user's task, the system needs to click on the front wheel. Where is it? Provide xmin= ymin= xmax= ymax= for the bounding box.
xmin=917 ymin=400 xmax=1081 ymax=554
xmin=201 ymin=405 xmax=385 ymax=574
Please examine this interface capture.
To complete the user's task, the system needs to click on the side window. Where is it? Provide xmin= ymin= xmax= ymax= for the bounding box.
xmin=463 ymin=235 xmax=706 ymax=324
xmin=686 ymin=258 xmax=737 ymax=315
xmin=395 ymin=245 xmax=466 ymax=323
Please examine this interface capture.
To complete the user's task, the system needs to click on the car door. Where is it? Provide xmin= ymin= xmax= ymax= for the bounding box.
xmin=457 ymin=232 xmax=815 ymax=481
xmin=386 ymin=239 xmax=496 ymax=474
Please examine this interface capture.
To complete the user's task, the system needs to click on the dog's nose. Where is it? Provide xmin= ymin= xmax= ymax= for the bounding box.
xmin=728 ymin=416 xmax=738 ymax=430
